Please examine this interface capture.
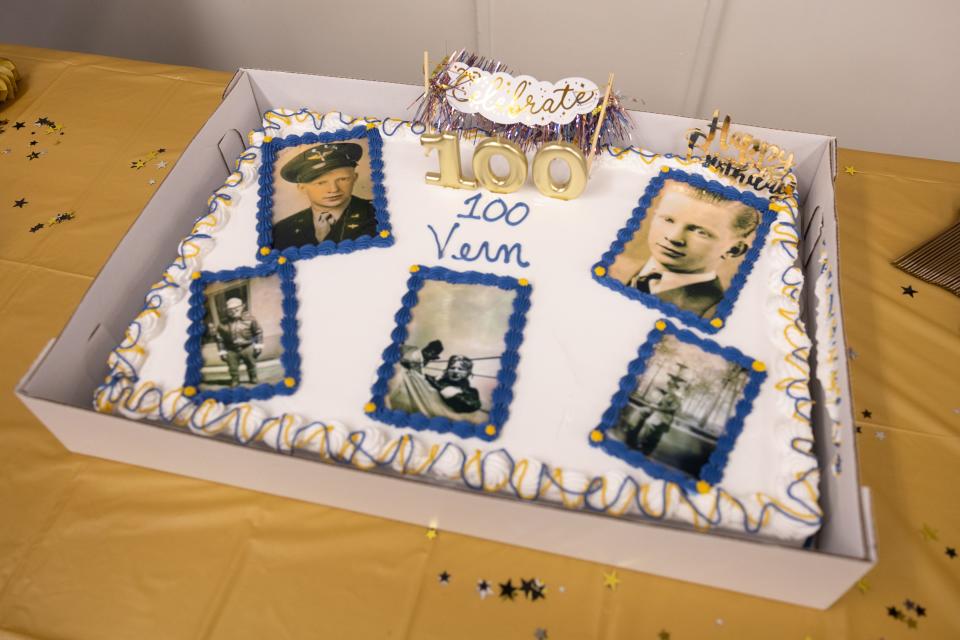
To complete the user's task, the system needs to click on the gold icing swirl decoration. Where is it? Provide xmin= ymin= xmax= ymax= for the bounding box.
xmin=0 ymin=58 xmax=20 ymax=103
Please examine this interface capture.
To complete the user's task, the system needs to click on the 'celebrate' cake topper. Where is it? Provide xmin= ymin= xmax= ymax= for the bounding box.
xmin=415 ymin=49 xmax=632 ymax=157
xmin=443 ymin=62 xmax=600 ymax=127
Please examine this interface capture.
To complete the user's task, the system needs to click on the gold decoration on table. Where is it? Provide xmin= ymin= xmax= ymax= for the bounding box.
xmin=0 ymin=58 xmax=21 ymax=103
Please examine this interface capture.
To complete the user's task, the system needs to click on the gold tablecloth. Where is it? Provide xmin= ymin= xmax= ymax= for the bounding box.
xmin=2 ymin=44 xmax=958 ymax=639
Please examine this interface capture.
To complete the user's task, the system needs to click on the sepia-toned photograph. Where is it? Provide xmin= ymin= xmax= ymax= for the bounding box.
xmin=198 ymin=274 xmax=285 ymax=389
xmin=608 ymin=179 xmax=762 ymax=319
xmin=609 ymin=334 xmax=751 ymax=478
xmin=270 ymin=137 xmax=377 ymax=251
xmin=385 ymin=280 xmax=517 ymax=425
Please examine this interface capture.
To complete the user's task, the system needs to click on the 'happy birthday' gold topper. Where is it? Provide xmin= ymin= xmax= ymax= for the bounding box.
xmin=686 ymin=110 xmax=795 ymax=195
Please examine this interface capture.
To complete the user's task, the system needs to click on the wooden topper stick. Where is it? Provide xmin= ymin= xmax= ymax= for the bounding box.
xmin=423 ymin=50 xmax=432 ymax=133
xmin=423 ymin=51 xmax=430 ymax=100
xmin=588 ymin=72 xmax=615 ymax=171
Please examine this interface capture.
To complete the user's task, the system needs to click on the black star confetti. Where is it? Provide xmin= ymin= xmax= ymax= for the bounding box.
xmin=35 ymin=117 xmax=53 ymax=127
xmin=29 ymin=140 xmax=37 ymax=146
xmin=946 ymin=547 xmax=957 ymax=558
xmin=533 ymin=628 xmax=548 ymax=640
xmin=499 ymin=579 xmax=517 ymax=601
xmin=53 ymin=212 xmax=75 ymax=224
xmin=13 ymin=198 xmax=27 ymax=208
xmin=29 ymin=223 xmax=44 ymax=233
xmin=856 ymin=426 xmax=863 ymax=434
xmin=916 ymin=605 xmax=926 ymax=617
xmin=658 ymin=631 xmax=671 ymax=640
xmin=530 ymin=580 xmax=546 ymax=602
xmin=438 ymin=570 xmax=451 ymax=585
xmin=13 ymin=121 xmax=25 ymax=130
xmin=476 ymin=579 xmax=493 ymax=599
xmin=861 ymin=409 xmax=872 ymax=419
xmin=520 ymin=578 xmax=536 ymax=599
xmin=904 ymin=599 xmax=915 ymax=610
xmin=901 ymin=285 xmax=917 ymax=297
xmin=887 ymin=605 xmax=902 ymax=619
xmin=27 ymin=151 xmax=40 ymax=160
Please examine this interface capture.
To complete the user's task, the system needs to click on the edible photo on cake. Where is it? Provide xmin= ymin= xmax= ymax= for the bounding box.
xmin=198 ymin=275 xmax=285 ymax=390
xmin=605 ymin=177 xmax=764 ymax=322
xmin=383 ymin=279 xmax=517 ymax=425
xmin=591 ymin=320 xmax=767 ymax=486
xmin=609 ymin=333 xmax=751 ymax=477
xmin=270 ymin=138 xmax=376 ymax=250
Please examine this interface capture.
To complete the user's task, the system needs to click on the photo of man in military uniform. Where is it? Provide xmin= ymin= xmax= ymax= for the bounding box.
xmin=272 ymin=141 xmax=378 ymax=251
xmin=213 ymin=297 xmax=264 ymax=387
xmin=612 ymin=334 xmax=751 ymax=478
xmin=631 ymin=377 xmax=682 ymax=455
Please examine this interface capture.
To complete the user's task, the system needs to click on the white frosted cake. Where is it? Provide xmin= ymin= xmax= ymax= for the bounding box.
xmin=94 ymin=109 xmax=822 ymax=542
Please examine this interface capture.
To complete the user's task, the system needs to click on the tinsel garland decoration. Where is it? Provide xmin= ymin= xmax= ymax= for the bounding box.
xmin=0 ymin=58 xmax=20 ymax=103
xmin=414 ymin=49 xmax=632 ymax=156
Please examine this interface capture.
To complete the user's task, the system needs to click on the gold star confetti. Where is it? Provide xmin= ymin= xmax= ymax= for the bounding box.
xmin=131 ymin=159 xmax=146 ymax=169
xmin=843 ymin=166 xmax=858 ymax=176
xmin=602 ymin=570 xmax=621 ymax=591
xmin=425 ymin=527 xmax=438 ymax=540
xmin=920 ymin=523 xmax=939 ymax=541
xmin=856 ymin=578 xmax=871 ymax=594
xmin=658 ymin=630 xmax=670 ymax=640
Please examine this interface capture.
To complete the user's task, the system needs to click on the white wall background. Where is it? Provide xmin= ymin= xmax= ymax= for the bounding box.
xmin=2 ymin=0 xmax=958 ymax=161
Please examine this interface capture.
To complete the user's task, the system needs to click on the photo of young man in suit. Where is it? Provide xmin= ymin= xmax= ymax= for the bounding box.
xmin=271 ymin=141 xmax=377 ymax=251
xmin=611 ymin=180 xmax=761 ymax=319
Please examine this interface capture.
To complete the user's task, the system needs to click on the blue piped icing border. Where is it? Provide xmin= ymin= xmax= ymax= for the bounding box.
xmin=591 ymin=168 xmax=777 ymax=334
xmin=590 ymin=319 xmax=767 ymax=493
xmin=255 ymin=124 xmax=393 ymax=263
xmin=183 ymin=259 xmax=301 ymax=404
xmin=366 ymin=265 xmax=531 ymax=442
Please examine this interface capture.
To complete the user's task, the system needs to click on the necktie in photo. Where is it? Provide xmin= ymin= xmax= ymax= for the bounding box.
xmin=634 ymin=272 xmax=662 ymax=293
xmin=316 ymin=211 xmax=335 ymax=241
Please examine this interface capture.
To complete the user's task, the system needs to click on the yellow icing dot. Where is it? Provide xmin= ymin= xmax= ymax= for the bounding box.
xmin=363 ymin=402 xmax=377 ymax=413
xmin=259 ymin=246 xmax=271 ymax=256
xmin=283 ymin=377 xmax=296 ymax=388
xmin=752 ymin=361 xmax=767 ymax=372
xmin=484 ymin=424 xmax=497 ymax=436
xmin=365 ymin=122 xmax=377 ymax=130
xmin=518 ymin=278 xmax=529 ymax=287
xmin=278 ymin=256 xmax=287 ymax=264
xmin=262 ymin=136 xmax=273 ymax=143
xmin=660 ymin=166 xmax=670 ymax=173
xmin=589 ymin=430 xmax=604 ymax=443
xmin=379 ymin=230 xmax=390 ymax=238
xmin=183 ymin=386 xmax=197 ymax=397
xmin=696 ymin=480 xmax=711 ymax=494
xmin=191 ymin=272 xmax=202 ymax=280
xmin=710 ymin=318 xmax=724 ymax=328
xmin=654 ymin=320 xmax=667 ymax=331
xmin=593 ymin=265 xmax=607 ymax=277
xmin=409 ymin=264 xmax=420 ymax=273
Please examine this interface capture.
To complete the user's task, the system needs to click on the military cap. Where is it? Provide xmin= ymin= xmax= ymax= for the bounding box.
xmin=280 ymin=142 xmax=363 ymax=183
xmin=225 ymin=297 xmax=244 ymax=310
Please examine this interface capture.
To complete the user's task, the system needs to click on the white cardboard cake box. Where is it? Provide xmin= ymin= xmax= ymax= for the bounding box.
xmin=16 ymin=68 xmax=876 ymax=610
